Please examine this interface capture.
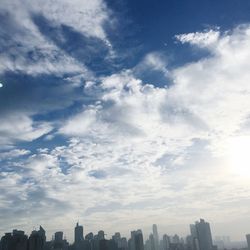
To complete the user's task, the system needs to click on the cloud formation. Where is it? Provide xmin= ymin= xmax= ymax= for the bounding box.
xmin=1 ymin=3 xmax=250 ymax=240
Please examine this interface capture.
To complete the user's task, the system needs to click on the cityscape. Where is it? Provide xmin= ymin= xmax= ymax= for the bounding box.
xmin=1 ymin=1 xmax=250 ymax=250
xmin=1 ymin=219 xmax=250 ymax=250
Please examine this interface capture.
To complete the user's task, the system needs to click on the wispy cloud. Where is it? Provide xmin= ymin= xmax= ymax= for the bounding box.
xmin=1 ymin=4 xmax=250 ymax=239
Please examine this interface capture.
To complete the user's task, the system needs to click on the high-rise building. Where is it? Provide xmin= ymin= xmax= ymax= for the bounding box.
xmin=98 ymin=231 xmax=105 ymax=240
xmin=152 ymin=225 xmax=159 ymax=250
xmin=28 ymin=226 xmax=46 ymax=250
xmin=0 ymin=233 xmax=12 ymax=250
xmin=55 ymin=231 xmax=63 ymax=242
xmin=130 ymin=230 xmax=144 ymax=250
xmin=246 ymin=234 xmax=250 ymax=250
xmin=191 ymin=219 xmax=214 ymax=250
xmin=149 ymin=234 xmax=155 ymax=250
xmin=54 ymin=231 xmax=65 ymax=250
xmin=121 ymin=237 xmax=128 ymax=250
xmin=86 ymin=232 xmax=94 ymax=241
xmin=172 ymin=235 xmax=180 ymax=244
xmin=75 ymin=222 xmax=84 ymax=244
xmin=162 ymin=234 xmax=170 ymax=250
xmin=0 ymin=230 xmax=28 ymax=250
xmin=12 ymin=230 xmax=28 ymax=250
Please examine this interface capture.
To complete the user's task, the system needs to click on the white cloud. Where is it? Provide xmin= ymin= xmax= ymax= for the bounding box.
xmin=0 ymin=113 xmax=52 ymax=146
xmin=0 ymin=0 xmax=111 ymax=76
xmin=0 ymin=149 xmax=30 ymax=160
xmin=2 ymin=25 xmax=250 ymax=240
xmin=134 ymin=52 xmax=169 ymax=77
xmin=175 ymin=29 xmax=220 ymax=48
xmin=56 ymin=25 xmax=250 ymax=237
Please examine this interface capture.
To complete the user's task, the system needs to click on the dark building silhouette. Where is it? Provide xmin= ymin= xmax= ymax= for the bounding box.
xmin=28 ymin=226 xmax=46 ymax=250
xmin=152 ymin=225 xmax=159 ymax=250
xmin=85 ymin=233 xmax=94 ymax=241
xmin=0 ymin=230 xmax=28 ymax=250
xmin=74 ymin=223 xmax=84 ymax=244
xmin=53 ymin=231 xmax=69 ymax=250
xmin=74 ymin=223 xmax=84 ymax=250
xmin=0 ymin=233 xmax=12 ymax=250
xmin=130 ymin=230 xmax=144 ymax=250
xmin=190 ymin=219 xmax=215 ymax=250
xmin=162 ymin=235 xmax=170 ymax=250
xmin=98 ymin=231 xmax=105 ymax=241
xmin=246 ymin=234 xmax=250 ymax=250
xmin=0 ymin=219 xmax=220 ymax=250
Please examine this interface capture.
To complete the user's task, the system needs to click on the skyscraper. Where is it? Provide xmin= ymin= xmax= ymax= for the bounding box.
xmin=152 ymin=225 xmax=159 ymax=250
xmin=98 ymin=231 xmax=105 ymax=240
xmin=28 ymin=226 xmax=46 ymax=250
xmin=162 ymin=234 xmax=170 ymax=250
xmin=149 ymin=234 xmax=155 ymax=250
xmin=191 ymin=219 xmax=214 ymax=250
xmin=131 ymin=230 xmax=144 ymax=250
xmin=75 ymin=222 xmax=84 ymax=244
xmin=246 ymin=234 xmax=250 ymax=250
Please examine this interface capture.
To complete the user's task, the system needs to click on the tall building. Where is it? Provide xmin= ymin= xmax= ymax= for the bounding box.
xmin=190 ymin=224 xmax=199 ymax=250
xmin=190 ymin=219 xmax=214 ymax=250
xmin=12 ymin=230 xmax=28 ymax=250
xmin=28 ymin=226 xmax=46 ymax=250
xmin=162 ymin=234 xmax=170 ymax=250
xmin=98 ymin=231 xmax=105 ymax=240
xmin=85 ymin=232 xmax=94 ymax=241
xmin=121 ymin=237 xmax=128 ymax=250
xmin=130 ymin=230 xmax=144 ymax=250
xmin=75 ymin=222 xmax=84 ymax=244
xmin=172 ymin=235 xmax=180 ymax=244
xmin=246 ymin=234 xmax=250 ymax=250
xmin=152 ymin=225 xmax=159 ymax=250
xmin=0 ymin=230 xmax=28 ymax=250
xmin=55 ymin=231 xmax=63 ymax=242
xmin=149 ymin=234 xmax=155 ymax=250
xmin=0 ymin=233 xmax=12 ymax=250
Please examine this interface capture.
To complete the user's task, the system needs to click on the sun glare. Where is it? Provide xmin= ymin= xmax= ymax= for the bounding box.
xmin=226 ymin=136 xmax=250 ymax=176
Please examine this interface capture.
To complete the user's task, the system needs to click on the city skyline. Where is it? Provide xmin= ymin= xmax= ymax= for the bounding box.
xmin=1 ymin=219 xmax=249 ymax=250
xmin=1 ymin=0 xmax=250 ymax=243
xmin=0 ymin=220 xmax=248 ymax=245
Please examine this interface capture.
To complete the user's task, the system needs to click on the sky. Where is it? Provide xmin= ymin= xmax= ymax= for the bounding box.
xmin=1 ymin=0 xmax=250 ymax=242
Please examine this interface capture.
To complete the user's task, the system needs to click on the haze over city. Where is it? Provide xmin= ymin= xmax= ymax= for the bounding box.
xmin=1 ymin=0 xmax=250 ymax=247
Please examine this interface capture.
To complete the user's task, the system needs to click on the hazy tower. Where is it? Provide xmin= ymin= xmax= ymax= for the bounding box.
xmin=152 ymin=225 xmax=159 ymax=250
xmin=246 ymin=234 xmax=250 ymax=250
xmin=194 ymin=219 xmax=213 ymax=250
xmin=75 ymin=222 xmax=84 ymax=244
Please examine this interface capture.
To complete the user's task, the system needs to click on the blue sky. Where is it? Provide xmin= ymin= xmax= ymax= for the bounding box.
xmin=1 ymin=0 xmax=250 ymax=242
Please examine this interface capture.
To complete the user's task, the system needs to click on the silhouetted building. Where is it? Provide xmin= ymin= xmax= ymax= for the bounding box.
xmin=149 ymin=234 xmax=155 ymax=250
xmin=162 ymin=235 xmax=170 ymax=250
xmin=53 ymin=231 xmax=69 ymax=250
xmin=190 ymin=219 xmax=214 ymax=250
xmin=28 ymin=226 xmax=46 ymax=250
xmin=85 ymin=232 xmax=94 ymax=241
xmin=120 ymin=238 xmax=128 ymax=250
xmin=98 ymin=231 xmax=105 ymax=241
xmin=246 ymin=234 xmax=250 ymax=250
xmin=152 ymin=225 xmax=159 ymax=250
xmin=0 ymin=230 xmax=28 ymax=250
xmin=0 ymin=233 xmax=12 ymax=250
xmin=172 ymin=235 xmax=180 ymax=245
xmin=130 ymin=230 xmax=144 ymax=250
xmin=75 ymin=223 xmax=84 ymax=244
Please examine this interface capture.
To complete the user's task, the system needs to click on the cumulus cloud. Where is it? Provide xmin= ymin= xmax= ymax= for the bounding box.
xmin=0 ymin=0 xmax=111 ymax=76
xmin=0 ymin=113 xmax=52 ymax=147
xmin=2 ymin=25 xmax=250 ymax=240
xmin=175 ymin=29 xmax=220 ymax=48
xmin=57 ymin=25 xmax=250 ymax=231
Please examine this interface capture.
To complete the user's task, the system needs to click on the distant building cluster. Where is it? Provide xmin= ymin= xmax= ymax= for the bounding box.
xmin=0 ymin=219 xmax=247 ymax=250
